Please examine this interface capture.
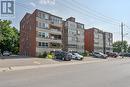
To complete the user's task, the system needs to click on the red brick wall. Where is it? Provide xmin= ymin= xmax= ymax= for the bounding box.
xmin=20 ymin=13 xmax=31 ymax=56
xmin=84 ymin=29 xmax=94 ymax=53
xmin=28 ymin=11 xmax=37 ymax=57
xmin=20 ymin=11 xmax=37 ymax=57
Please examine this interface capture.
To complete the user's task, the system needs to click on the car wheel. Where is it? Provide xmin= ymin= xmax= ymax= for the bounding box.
xmin=62 ymin=57 xmax=65 ymax=61
xmin=80 ymin=58 xmax=83 ymax=60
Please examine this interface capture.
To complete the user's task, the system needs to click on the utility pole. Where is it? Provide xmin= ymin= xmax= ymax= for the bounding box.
xmin=121 ymin=22 xmax=124 ymax=58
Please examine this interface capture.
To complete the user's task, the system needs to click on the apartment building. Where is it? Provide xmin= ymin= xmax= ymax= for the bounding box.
xmin=85 ymin=28 xmax=113 ymax=53
xmin=103 ymin=32 xmax=113 ymax=53
xmin=62 ymin=17 xmax=85 ymax=53
xmin=20 ymin=9 xmax=63 ymax=56
xmin=85 ymin=28 xmax=104 ymax=53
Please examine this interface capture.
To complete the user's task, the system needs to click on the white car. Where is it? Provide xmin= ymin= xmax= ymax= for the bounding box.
xmin=72 ymin=53 xmax=84 ymax=60
xmin=3 ymin=51 xmax=10 ymax=56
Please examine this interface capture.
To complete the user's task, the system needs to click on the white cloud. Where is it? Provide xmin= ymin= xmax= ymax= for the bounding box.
xmin=30 ymin=2 xmax=36 ymax=7
xmin=39 ymin=0 xmax=44 ymax=5
xmin=39 ymin=0 xmax=55 ymax=5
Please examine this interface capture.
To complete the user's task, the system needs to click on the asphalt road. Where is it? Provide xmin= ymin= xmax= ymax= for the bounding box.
xmin=0 ymin=59 xmax=130 ymax=87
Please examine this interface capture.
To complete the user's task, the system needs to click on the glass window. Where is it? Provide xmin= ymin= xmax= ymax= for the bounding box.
xmin=42 ymin=33 xmax=45 ymax=38
xmin=42 ymin=14 xmax=49 ymax=19
xmin=36 ymin=21 xmax=38 ymax=27
xmin=38 ymin=42 xmax=48 ymax=48
xmin=38 ymin=32 xmax=49 ymax=38
xmin=42 ymin=23 xmax=49 ymax=29
xmin=42 ymin=42 xmax=48 ymax=47
xmin=39 ymin=22 xmax=41 ymax=28
xmin=38 ymin=32 xmax=41 ymax=37
xmin=38 ymin=12 xmax=42 ymax=18
xmin=38 ymin=42 xmax=42 ymax=47
xmin=45 ymin=14 xmax=49 ymax=19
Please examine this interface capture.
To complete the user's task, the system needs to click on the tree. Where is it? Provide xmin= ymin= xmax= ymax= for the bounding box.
xmin=128 ymin=46 xmax=130 ymax=53
xmin=113 ymin=41 xmax=128 ymax=53
xmin=0 ymin=20 xmax=19 ymax=54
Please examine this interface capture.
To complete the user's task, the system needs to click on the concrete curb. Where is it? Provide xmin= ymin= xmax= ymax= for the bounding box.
xmin=0 ymin=58 xmax=126 ymax=72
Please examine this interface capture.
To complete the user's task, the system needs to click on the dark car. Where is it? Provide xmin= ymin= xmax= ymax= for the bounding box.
xmin=119 ymin=53 xmax=130 ymax=57
xmin=93 ymin=52 xmax=108 ymax=59
xmin=53 ymin=51 xmax=72 ymax=61
xmin=106 ymin=52 xmax=118 ymax=58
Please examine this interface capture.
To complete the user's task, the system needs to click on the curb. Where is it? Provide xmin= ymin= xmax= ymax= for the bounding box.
xmin=0 ymin=58 xmax=125 ymax=72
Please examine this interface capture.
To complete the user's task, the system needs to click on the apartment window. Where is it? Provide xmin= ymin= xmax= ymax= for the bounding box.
xmin=38 ymin=42 xmax=42 ymax=47
xmin=36 ymin=21 xmax=38 ymax=27
xmin=38 ymin=42 xmax=48 ymax=48
xmin=50 ymin=16 xmax=62 ymax=24
xmin=77 ymin=30 xmax=80 ymax=35
xmin=38 ymin=32 xmax=49 ymax=38
xmin=42 ymin=32 xmax=49 ymax=38
xmin=38 ymin=22 xmax=41 ymax=28
xmin=38 ymin=12 xmax=41 ymax=18
xmin=43 ymin=14 xmax=49 ymax=19
xmin=42 ymin=23 xmax=49 ymax=29
xmin=77 ymin=24 xmax=84 ymax=29
xmin=42 ymin=42 xmax=48 ymax=47
xmin=38 ymin=32 xmax=42 ymax=37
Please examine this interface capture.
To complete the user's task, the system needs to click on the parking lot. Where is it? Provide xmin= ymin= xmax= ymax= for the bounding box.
xmin=0 ymin=55 xmax=124 ymax=69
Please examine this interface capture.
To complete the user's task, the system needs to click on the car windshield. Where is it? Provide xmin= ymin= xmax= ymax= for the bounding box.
xmin=74 ymin=53 xmax=80 ymax=56
xmin=99 ymin=52 xmax=104 ymax=55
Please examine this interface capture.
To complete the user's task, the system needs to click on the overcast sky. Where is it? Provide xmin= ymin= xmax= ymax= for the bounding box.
xmin=1 ymin=0 xmax=130 ymax=43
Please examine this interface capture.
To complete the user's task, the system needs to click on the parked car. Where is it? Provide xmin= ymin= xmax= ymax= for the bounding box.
xmin=106 ymin=52 xmax=118 ymax=58
xmin=92 ymin=52 xmax=107 ymax=59
xmin=119 ymin=52 xmax=130 ymax=57
xmin=71 ymin=53 xmax=84 ymax=60
xmin=3 ymin=51 xmax=10 ymax=56
xmin=53 ymin=51 xmax=72 ymax=61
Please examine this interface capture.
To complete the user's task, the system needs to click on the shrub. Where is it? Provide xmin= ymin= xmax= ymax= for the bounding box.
xmin=82 ymin=51 xmax=89 ymax=57
xmin=38 ymin=51 xmax=47 ymax=58
xmin=47 ymin=53 xmax=54 ymax=59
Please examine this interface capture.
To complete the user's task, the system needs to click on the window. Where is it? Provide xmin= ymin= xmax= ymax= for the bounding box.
xmin=38 ymin=32 xmax=42 ymax=37
xmin=50 ymin=16 xmax=62 ymax=24
xmin=43 ymin=14 xmax=49 ymax=19
xmin=38 ymin=42 xmax=42 ymax=47
xmin=38 ymin=42 xmax=48 ymax=48
xmin=42 ymin=23 xmax=49 ymax=29
xmin=36 ymin=21 xmax=38 ymax=27
xmin=38 ymin=32 xmax=49 ymax=38
xmin=77 ymin=24 xmax=84 ymax=29
xmin=42 ymin=42 xmax=48 ymax=47
xmin=39 ymin=22 xmax=41 ymax=28
xmin=77 ymin=30 xmax=80 ymax=35
xmin=42 ymin=33 xmax=45 ymax=38
xmin=38 ymin=12 xmax=42 ymax=18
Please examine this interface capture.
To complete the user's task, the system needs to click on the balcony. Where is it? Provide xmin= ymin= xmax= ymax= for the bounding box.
xmin=49 ymin=43 xmax=62 ymax=48
xmin=50 ymin=34 xmax=61 ymax=40
xmin=50 ymin=29 xmax=61 ymax=35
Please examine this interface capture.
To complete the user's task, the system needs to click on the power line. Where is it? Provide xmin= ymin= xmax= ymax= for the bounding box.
xmin=66 ymin=0 xmax=120 ymax=24
xmin=17 ymin=1 xmax=119 ymax=26
xmin=16 ymin=1 xmax=130 ymax=30
xmin=71 ymin=0 xmax=121 ymax=23
xmin=57 ymin=0 xmax=120 ymax=26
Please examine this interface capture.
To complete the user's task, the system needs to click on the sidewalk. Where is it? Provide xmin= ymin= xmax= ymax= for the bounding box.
xmin=0 ymin=56 xmax=126 ymax=72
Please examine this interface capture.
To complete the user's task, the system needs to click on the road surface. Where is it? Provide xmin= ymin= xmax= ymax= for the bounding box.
xmin=0 ymin=58 xmax=130 ymax=87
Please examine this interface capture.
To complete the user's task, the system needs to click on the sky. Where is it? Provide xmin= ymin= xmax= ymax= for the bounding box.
xmin=1 ymin=0 xmax=130 ymax=43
